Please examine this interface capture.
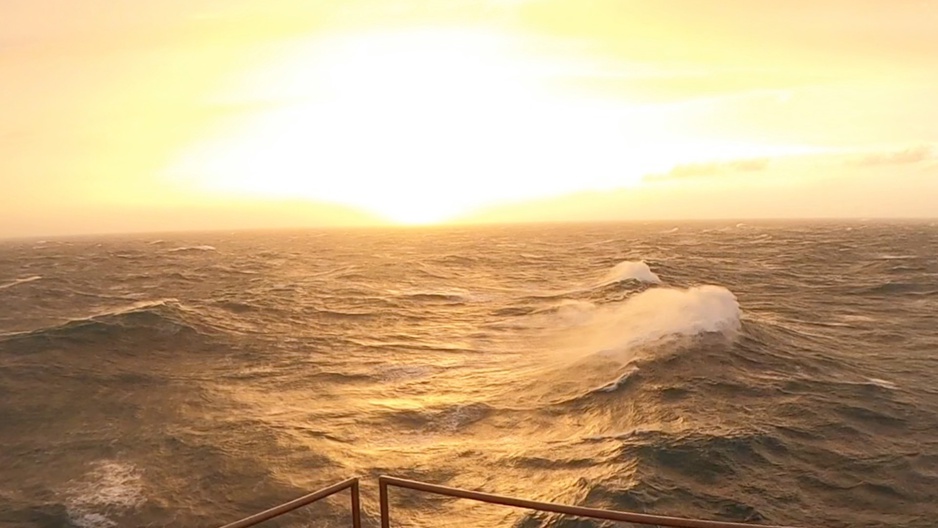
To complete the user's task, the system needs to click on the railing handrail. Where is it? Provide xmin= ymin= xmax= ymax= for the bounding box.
xmin=216 ymin=475 xmax=799 ymax=528
xmin=218 ymin=477 xmax=361 ymax=528
xmin=379 ymin=475 xmax=797 ymax=528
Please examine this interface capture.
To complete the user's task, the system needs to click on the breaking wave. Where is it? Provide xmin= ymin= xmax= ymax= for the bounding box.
xmin=167 ymin=245 xmax=216 ymax=253
xmin=600 ymin=261 xmax=661 ymax=285
xmin=549 ymin=285 xmax=741 ymax=357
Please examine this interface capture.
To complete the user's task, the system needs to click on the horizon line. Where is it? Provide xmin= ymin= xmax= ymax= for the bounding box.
xmin=3 ymin=217 xmax=937 ymax=242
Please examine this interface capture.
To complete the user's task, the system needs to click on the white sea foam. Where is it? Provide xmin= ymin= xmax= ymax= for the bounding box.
xmin=549 ymin=285 xmax=741 ymax=359
xmin=64 ymin=461 xmax=145 ymax=528
xmin=0 ymin=275 xmax=42 ymax=290
xmin=866 ymin=378 xmax=898 ymax=390
xmin=594 ymin=365 xmax=640 ymax=392
xmin=601 ymin=261 xmax=661 ymax=285
xmin=95 ymin=299 xmax=178 ymax=317
xmin=167 ymin=245 xmax=216 ymax=253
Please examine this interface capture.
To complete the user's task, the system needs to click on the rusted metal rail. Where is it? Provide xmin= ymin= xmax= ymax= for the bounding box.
xmin=218 ymin=477 xmax=361 ymax=528
xmin=378 ymin=475 xmax=795 ymax=528
xmin=217 ymin=475 xmax=798 ymax=528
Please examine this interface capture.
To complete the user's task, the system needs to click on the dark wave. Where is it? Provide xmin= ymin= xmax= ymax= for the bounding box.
xmin=382 ymin=402 xmax=494 ymax=432
xmin=856 ymin=281 xmax=938 ymax=296
xmin=0 ymin=300 xmax=211 ymax=346
xmin=395 ymin=291 xmax=470 ymax=303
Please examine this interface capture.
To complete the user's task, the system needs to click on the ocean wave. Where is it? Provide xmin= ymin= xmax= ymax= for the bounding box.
xmin=166 ymin=245 xmax=216 ymax=253
xmin=864 ymin=378 xmax=898 ymax=390
xmin=64 ymin=460 xmax=146 ymax=528
xmin=0 ymin=299 xmax=208 ymax=344
xmin=2 ymin=224 xmax=936 ymax=528
xmin=591 ymin=365 xmax=642 ymax=393
xmin=857 ymin=281 xmax=937 ymax=296
xmin=389 ymin=402 xmax=494 ymax=433
xmin=415 ymin=262 xmax=453 ymax=279
xmin=616 ymin=429 xmax=788 ymax=488
xmin=532 ymin=299 xmax=600 ymax=324
xmin=389 ymin=288 xmax=474 ymax=303
xmin=377 ymin=365 xmax=436 ymax=382
xmin=513 ymin=284 xmax=743 ymax=406
xmin=213 ymin=300 xmax=262 ymax=314
xmin=434 ymin=254 xmax=478 ymax=266
xmin=599 ymin=261 xmax=661 ymax=285
xmin=0 ymin=275 xmax=42 ymax=290
xmin=521 ymin=261 xmax=660 ymax=303
xmin=546 ymin=285 xmax=741 ymax=357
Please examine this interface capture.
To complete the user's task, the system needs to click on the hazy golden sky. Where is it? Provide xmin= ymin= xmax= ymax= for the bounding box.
xmin=2 ymin=0 xmax=936 ymax=236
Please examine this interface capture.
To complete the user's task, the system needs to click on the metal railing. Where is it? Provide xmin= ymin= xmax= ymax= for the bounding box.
xmin=218 ymin=475 xmax=797 ymax=528
xmin=378 ymin=475 xmax=795 ymax=528
xmin=218 ymin=477 xmax=361 ymax=528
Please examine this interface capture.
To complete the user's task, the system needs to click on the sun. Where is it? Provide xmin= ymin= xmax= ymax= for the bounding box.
xmin=165 ymin=30 xmax=671 ymax=224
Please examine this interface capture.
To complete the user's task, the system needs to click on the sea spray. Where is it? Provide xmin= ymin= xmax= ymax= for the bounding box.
xmin=547 ymin=285 xmax=741 ymax=360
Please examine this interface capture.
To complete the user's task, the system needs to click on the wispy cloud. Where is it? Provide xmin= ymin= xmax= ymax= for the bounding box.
xmin=646 ymin=158 xmax=770 ymax=182
xmin=847 ymin=145 xmax=933 ymax=167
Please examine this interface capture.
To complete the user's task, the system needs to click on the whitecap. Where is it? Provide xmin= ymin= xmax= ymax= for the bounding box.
xmin=866 ymin=378 xmax=898 ymax=390
xmin=600 ymin=261 xmax=661 ymax=285
xmin=0 ymin=275 xmax=42 ymax=290
xmin=64 ymin=461 xmax=145 ymax=528
xmin=545 ymin=284 xmax=741 ymax=361
xmin=167 ymin=245 xmax=216 ymax=253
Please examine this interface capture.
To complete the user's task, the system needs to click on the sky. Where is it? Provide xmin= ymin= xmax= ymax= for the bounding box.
xmin=1 ymin=0 xmax=936 ymax=237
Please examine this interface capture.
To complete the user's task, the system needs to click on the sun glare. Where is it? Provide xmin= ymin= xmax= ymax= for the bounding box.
xmin=165 ymin=29 xmax=811 ymax=224
xmin=166 ymin=30 xmax=667 ymax=224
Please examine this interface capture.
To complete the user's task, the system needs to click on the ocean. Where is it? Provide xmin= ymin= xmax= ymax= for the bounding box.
xmin=1 ymin=221 xmax=936 ymax=528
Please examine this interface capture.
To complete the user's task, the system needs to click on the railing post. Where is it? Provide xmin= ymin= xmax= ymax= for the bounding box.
xmin=379 ymin=477 xmax=390 ymax=528
xmin=217 ymin=478 xmax=360 ymax=528
xmin=351 ymin=479 xmax=362 ymax=528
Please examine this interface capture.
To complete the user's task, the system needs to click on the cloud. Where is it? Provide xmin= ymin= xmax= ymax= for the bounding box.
xmin=847 ymin=145 xmax=933 ymax=167
xmin=645 ymin=158 xmax=770 ymax=182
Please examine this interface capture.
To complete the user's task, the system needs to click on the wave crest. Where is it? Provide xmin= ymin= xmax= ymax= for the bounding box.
xmin=1 ymin=299 xmax=208 ymax=344
xmin=167 ymin=245 xmax=216 ymax=253
xmin=0 ymin=275 xmax=42 ymax=290
xmin=551 ymin=285 xmax=741 ymax=358
xmin=601 ymin=261 xmax=661 ymax=285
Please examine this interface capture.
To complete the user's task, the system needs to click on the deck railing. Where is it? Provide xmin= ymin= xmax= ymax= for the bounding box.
xmin=218 ymin=475 xmax=796 ymax=528
xmin=378 ymin=476 xmax=794 ymax=528
xmin=218 ymin=477 xmax=361 ymax=528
